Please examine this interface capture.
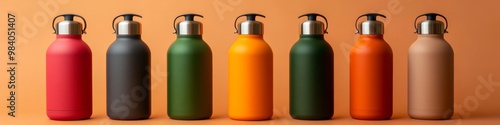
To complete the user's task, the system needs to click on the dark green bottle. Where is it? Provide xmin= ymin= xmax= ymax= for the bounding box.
xmin=290 ymin=13 xmax=333 ymax=120
xmin=167 ymin=13 xmax=212 ymax=120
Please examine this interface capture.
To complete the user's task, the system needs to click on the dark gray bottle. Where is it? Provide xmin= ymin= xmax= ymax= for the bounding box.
xmin=106 ymin=13 xmax=151 ymax=120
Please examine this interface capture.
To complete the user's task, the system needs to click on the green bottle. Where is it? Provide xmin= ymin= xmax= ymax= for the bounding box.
xmin=167 ymin=13 xmax=212 ymax=120
xmin=290 ymin=13 xmax=333 ymax=120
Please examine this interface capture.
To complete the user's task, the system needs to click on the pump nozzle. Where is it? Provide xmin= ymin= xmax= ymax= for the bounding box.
xmin=173 ymin=13 xmax=204 ymax=34
xmin=299 ymin=13 xmax=329 ymax=34
xmin=179 ymin=13 xmax=203 ymax=21
xmin=63 ymin=14 xmax=75 ymax=21
xmin=424 ymin=13 xmax=439 ymax=20
xmin=361 ymin=13 xmax=386 ymax=21
xmin=238 ymin=13 xmax=265 ymax=21
xmin=234 ymin=13 xmax=266 ymax=34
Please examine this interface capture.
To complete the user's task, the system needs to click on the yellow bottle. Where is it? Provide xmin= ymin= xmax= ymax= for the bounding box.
xmin=229 ymin=13 xmax=273 ymax=120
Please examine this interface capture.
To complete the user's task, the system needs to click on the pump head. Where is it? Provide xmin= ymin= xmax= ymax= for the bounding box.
xmin=233 ymin=13 xmax=266 ymax=35
xmin=112 ymin=13 xmax=142 ymax=35
xmin=52 ymin=14 xmax=87 ymax=35
xmin=298 ymin=13 xmax=329 ymax=35
xmin=354 ymin=13 xmax=386 ymax=35
xmin=173 ymin=13 xmax=204 ymax=35
xmin=414 ymin=13 xmax=448 ymax=34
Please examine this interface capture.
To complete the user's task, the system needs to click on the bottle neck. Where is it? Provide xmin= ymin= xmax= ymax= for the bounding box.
xmin=117 ymin=35 xmax=142 ymax=39
xmin=300 ymin=34 xmax=324 ymax=39
xmin=177 ymin=35 xmax=202 ymax=39
xmin=417 ymin=34 xmax=444 ymax=38
xmin=359 ymin=34 xmax=384 ymax=39
xmin=238 ymin=34 xmax=263 ymax=39
xmin=56 ymin=35 xmax=82 ymax=39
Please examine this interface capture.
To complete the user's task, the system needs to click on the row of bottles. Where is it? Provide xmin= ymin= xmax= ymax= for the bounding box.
xmin=46 ymin=12 xmax=453 ymax=121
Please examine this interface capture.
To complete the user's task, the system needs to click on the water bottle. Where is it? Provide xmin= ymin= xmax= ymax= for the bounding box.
xmin=350 ymin=13 xmax=393 ymax=120
xmin=228 ymin=13 xmax=273 ymax=121
xmin=106 ymin=13 xmax=151 ymax=120
xmin=408 ymin=13 xmax=453 ymax=120
xmin=290 ymin=13 xmax=333 ymax=120
xmin=168 ymin=13 xmax=212 ymax=120
xmin=46 ymin=14 xmax=92 ymax=120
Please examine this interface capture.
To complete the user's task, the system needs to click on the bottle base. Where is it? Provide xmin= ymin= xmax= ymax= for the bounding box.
xmin=291 ymin=113 xmax=333 ymax=120
xmin=229 ymin=114 xmax=272 ymax=121
xmin=168 ymin=114 xmax=212 ymax=120
xmin=350 ymin=109 xmax=392 ymax=120
xmin=409 ymin=108 xmax=453 ymax=120
xmin=230 ymin=117 xmax=271 ymax=121
xmin=108 ymin=115 xmax=150 ymax=120
xmin=47 ymin=110 xmax=92 ymax=120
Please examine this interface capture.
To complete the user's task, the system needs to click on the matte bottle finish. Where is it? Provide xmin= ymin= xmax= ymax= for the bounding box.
xmin=106 ymin=14 xmax=151 ymax=120
xmin=290 ymin=13 xmax=333 ymax=120
xmin=408 ymin=13 xmax=453 ymax=120
xmin=229 ymin=13 xmax=273 ymax=120
xmin=47 ymin=14 xmax=92 ymax=120
xmin=168 ymin=14 xmax=212 ymax=120
xmin=350 ymin=13 xmax=393 ymax=120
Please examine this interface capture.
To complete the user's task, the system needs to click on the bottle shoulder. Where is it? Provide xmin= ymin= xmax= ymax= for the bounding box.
xmin=173 ymin=36 xmax=208 ymax=48
xmin=171 ymin=38 xmax=209 ymax=47
xmin=231 ymin=37 xmax=270 ymax=47
xmin=291 ymin=40 xmax=333 ymax=54
xmin=410 ymin=38 xmax=453 ymax=54
xmin=168 ymin=42 xmax=211 ymax=56
xmin=47 ymin=39 xmax=91 ymax=54
xmin=230 ymin=39 xmax=272 ymax=54
xmin=351 ymin=38 xmax=392 ymax=54
xmin=107 ymin=40 xmax=150 ymax=54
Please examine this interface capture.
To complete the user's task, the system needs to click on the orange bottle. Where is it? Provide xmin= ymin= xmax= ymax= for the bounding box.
xmin=350 ymin=13 xmax=393 ymax=120
xmin=228 ymin=13 xmax=273 ymax=121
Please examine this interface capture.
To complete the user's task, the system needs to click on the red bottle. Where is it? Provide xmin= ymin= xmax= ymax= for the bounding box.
xmin=46 ymin=14 xmax=92 ymax=120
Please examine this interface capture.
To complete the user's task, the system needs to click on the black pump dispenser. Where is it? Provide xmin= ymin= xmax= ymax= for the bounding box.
xmin=52 ymin=14 xmax=87 ymax=35
xmin=355 ymin=13 xmax=386 ymax=35
xmin=234 ymin=13 xmax=266 ymax=34
xmin=173 ymin=13 xmax=204 ymax=35
xmin=414 ymin=13 xmax=448 ymax=34
xmin=298 ymin=13 xmax=329 ymax=35
xmin=112 ymin=13 xmax=142 ymax=35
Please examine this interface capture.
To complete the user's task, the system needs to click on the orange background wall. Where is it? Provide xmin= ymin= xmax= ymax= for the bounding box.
xmin=0 ymin=0 xmax=499 ymax=124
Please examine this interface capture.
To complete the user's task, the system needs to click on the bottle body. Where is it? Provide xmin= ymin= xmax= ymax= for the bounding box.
xmin=106 ymin=35 xmax=151 ymax=120
xmin=290 ymin=35 xmax=333 ymax=120
xmin=350 ymin=35 xmax=393 ymax=120
xmin=167 ymin=35 xmax=213 ymax=120
xmin=46 ymin=35 xmax=93 ymax=120
xmin=229 ymin=35 xmax=273 ymax=120
xmin=408 ymin=34 xmax=453 ymax=120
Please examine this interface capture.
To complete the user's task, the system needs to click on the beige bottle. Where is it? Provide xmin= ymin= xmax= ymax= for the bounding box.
xmin=408 ymin=13 xmax=453 ymax=120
